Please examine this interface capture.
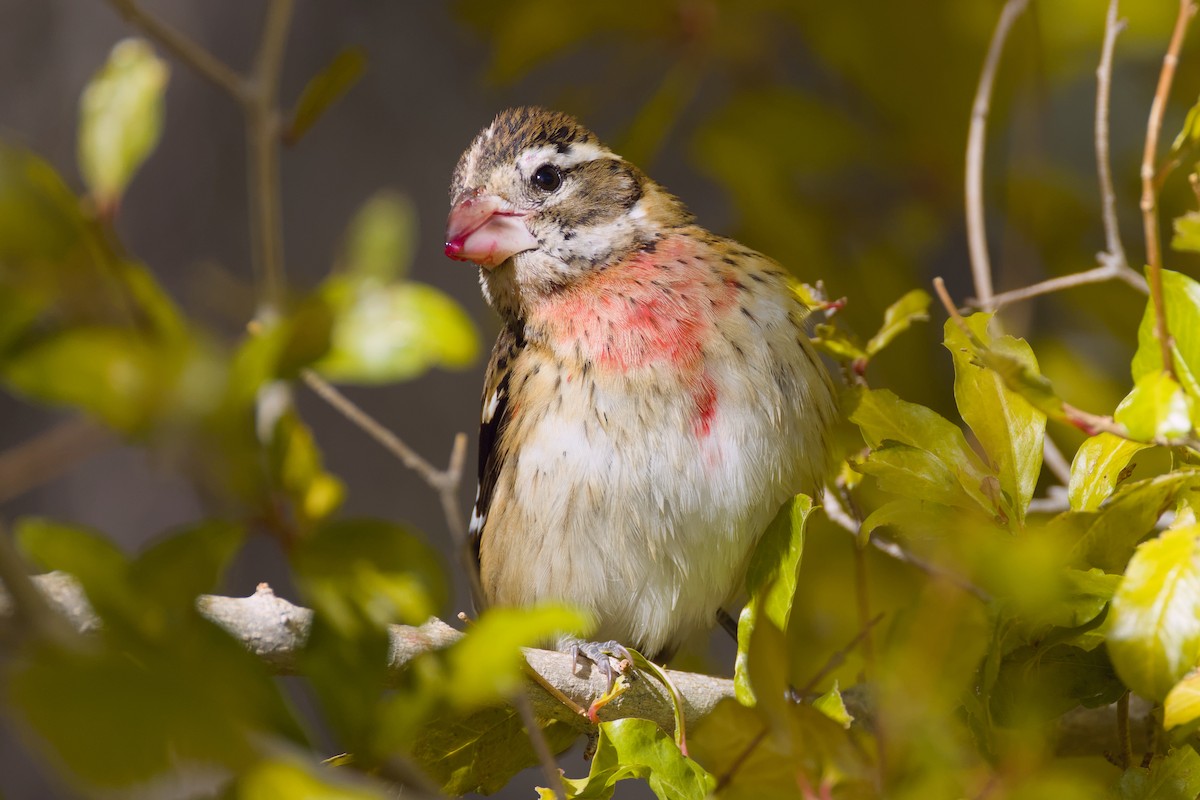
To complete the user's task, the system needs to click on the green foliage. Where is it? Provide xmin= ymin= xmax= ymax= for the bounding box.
xmin=77 ymin=38 xmax=167 ymax=211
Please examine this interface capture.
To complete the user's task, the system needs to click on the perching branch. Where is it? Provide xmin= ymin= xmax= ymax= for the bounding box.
xmin=965 ymin=0 xmax=1031 ymax=312
xmin=0 ymin=571 xmax=1158 ymax=759
xmin=1140 ymin=0 xmax=1196 ymax=383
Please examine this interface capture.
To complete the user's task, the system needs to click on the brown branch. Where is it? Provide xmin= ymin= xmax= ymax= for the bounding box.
xmin=966 ymin=0 xmax=1032 ymax=312
xmin=0 ymin=417 xmax=113 ymax=505
xmin=1140 ymin=0 xmax=1197 ymax=383
xmin=104 ymin=0 xmax=247 ymax=101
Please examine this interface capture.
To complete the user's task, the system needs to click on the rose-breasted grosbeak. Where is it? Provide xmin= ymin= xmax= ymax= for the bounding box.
xmin=445 ymin=107 xmax=835 ymax=670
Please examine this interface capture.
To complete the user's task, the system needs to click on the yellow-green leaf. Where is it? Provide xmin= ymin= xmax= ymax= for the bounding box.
xmin=78 ymin=38 xmax=168 ymax=209
xmin=865 ymin=288 xmax=930 ymax=356
xmin=1108 ymin=526 xmax=1200 ymax=702
xmin=1132 ymin=269 xmax=1200 ymax=402
xmin=1115 ymin=371 xmax=1194 ymax=442
xmin=945 ymin=313 xmax=1045 ymax=524
xmin=557 ymin=718 xmax=715 ymax=800
xmin=1165 ymin=670 xmax=1200 ymax=730
xmin=1068 ymin=433 xmax=1150 ymax=511
xmin=342 ymin=191 xmax=416 ymax=283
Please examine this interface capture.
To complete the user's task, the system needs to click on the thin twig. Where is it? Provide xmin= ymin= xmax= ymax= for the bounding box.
xmin=986 ymin=263 xmax=1147 ymax=309
xmin=300 ymin=370 xmax=485 ymax=604
xmin=823 ymin=489 xmax=991 ymax=602
xmin=1041 ymin=436 xmax=1072 ymax=486
xmin=1117 ymin=691 xmax=1133 ymax=769
xmin=514 ymin=691 xmax=566 ymax=800
xmin=246 ymin=0 xmax=294 ymax=315
xmin=1096 ymin=0 xmax=1134 ymax=279
xmin=105 ymin=0 xmax=247 ymax=101
xmin=1140 ymin=0 xmax=1197 ymax=383
xmin=0 ymin=417 xmax=113 ymax=505
xmin=966 ymin=0 xmax=1032 ymax=311
xmin=796 ymin=612 xmax=886 ymax=697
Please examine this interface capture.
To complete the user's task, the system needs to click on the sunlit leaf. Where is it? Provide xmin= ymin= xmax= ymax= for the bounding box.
xmin=1116 ymin=745 xmax=1200 ymax=800
xmin=744 ymin=494 xmax=811 ymax=632
xmin=1165 ymin=670 xmax=1200 ymax=730
xmin=446 ymin=604 xmax=590 ymax=709
xmin=853 ymin=441 xmax=982 ymax=512
xmin=1173 ymin=211 xmax=1200 ymax=254
xmin=77 ymin=38 xmax=168 ymax=210
xmin=268 ymin=410 xmax=345 ymax=531
xmin=1132 ymin=269 xmax=1200 ymax=402
xmin=866 ymin=288 xmax=930 ymax=356
xmin=845 ymin=387 xmax=994 ymax=512
xmin=945 ymin=314 xmax=1045 ymax=523
xmin=1114 ymin=371 xmax=1194 ymax=442
xmin=1068 ymin=433 xmax=1151 ymax=511
xmin=1066 ymin=472 xmax=1200 ymax=572
xmin=341 ymin=190 xmax=416 ymax=283
xmin=1108 ymin=525 xmax=1200 ymax=701
xmin=556 ymin=718 xmax=715 ymax=800
xmin=284 ymin=47 xmax=367 ymax=146
xmin=317 ymin=277 xmax=479 ymax=384
xmin=813 ymin=682 xmax=853 ymax=729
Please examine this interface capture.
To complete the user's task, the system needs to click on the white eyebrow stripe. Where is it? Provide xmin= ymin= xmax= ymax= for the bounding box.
xmin=516 ymin=142 xmax=610 ymax=172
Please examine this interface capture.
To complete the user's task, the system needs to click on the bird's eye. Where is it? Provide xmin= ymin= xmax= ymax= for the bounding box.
xmin=531 ymin=164 xmax=562 ymax=192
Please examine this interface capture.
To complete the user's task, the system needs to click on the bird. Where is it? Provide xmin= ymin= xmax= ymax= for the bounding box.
xmin=444 ymin=106 xmax=836 ymax=678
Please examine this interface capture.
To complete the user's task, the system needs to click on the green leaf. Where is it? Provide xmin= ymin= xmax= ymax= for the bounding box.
xmin=744 ymin=494 xmax=811 ymax=631
xmin=1066 ymin=472 xmax=1200 ymax=572
xmin=77 ymin=38 xmax=168 ymax=210
xmin=811 ymin=323 xmax=867 ymax=363
xmin=557 ymin=718 xmax=715 ymax=800
xmin=852 ymin=441 xmax=982 ymax=512
xmin=292 ymin=518 xmax=446 ymax=634
xmin=410 ymin=706 xmax=578 ymax=795
xmin=1116 ymin=746 xmax=1200 ymax=800
xmin=989 ymin=643 xmax=1123 ymax=726
xmin=15 ymin=518 xmax=136 ymax=623
xmin=446 ymin=604 xmax=590 ymax=709
xmin=1132 ymin=269 xmax=1200 ymax=402
xmin=1068 ymin=433 xmax=1151 ymax=511
xmin=1165 ymin=670 xmax=1200 ymax=730
xmin=1115 ymin=371 xmax=1195 ymax=442
xmin=865 ymin=288 xmax=930 ymax=356
xmin=268 ymin=410 xmax=345 ymax=531
xmin=234 ymin=758 xmax=388 ymax=799
xmin=341 ymin=190 xmax=416 ymax=283
xmin=1108 ymin=525 xmax=1200 ymax=701
xmin=2 ymin=327 xmax=168 ymax=433
xmin=845 ymin=387 xmax=994 ymax=512
xmin=316 ymin=278 xmax=480 ymax=384
xmin=1172 ymin=211 xmax=1200 ymax=254
xmin=813 ymin=681 xmax=853 ymax=728
xmin=945 ymin=314 xmax=1045 ymax=523
xmin=284 ymin=47 xmax=367 ymax=146
xmin=129 ymin=520 xmax=244 ymax=618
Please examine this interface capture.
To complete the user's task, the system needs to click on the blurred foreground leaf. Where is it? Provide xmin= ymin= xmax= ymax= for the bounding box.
xmin=78 ymin=39 xmax=168 ymax=211
xmin=285 ymin=47 xmax=367 ymax=146
xmin=1116 ymin=745 xmax=1200 ymax=800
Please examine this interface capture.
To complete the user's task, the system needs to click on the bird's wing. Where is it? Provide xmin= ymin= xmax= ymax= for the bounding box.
xmin=469 ymin=324 xmax=523 ymax=572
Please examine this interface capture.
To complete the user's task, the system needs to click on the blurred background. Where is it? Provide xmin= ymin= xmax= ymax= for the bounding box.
xmin=1 ymin=0 xmax=1197 ymax=796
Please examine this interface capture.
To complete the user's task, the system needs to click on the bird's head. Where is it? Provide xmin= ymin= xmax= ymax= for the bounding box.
xmin=446 ymin=107 xmax=690 ymax=320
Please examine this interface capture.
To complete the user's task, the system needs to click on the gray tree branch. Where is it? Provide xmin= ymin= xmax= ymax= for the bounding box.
xmin=0 ymin=571 xmax=1153 ymax=759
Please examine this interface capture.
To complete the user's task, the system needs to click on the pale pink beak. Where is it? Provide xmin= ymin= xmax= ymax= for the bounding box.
xmin=444 ymin=190 xmax=538 ymax=269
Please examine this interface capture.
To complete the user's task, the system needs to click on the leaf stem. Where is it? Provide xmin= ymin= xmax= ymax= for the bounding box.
xmin=1140 ymin=0 xmax=1197 ymax=383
